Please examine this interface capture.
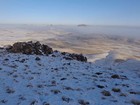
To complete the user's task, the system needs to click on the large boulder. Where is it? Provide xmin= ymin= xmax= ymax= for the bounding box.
xmin=7 ymin=41 xmax=53 ymax=55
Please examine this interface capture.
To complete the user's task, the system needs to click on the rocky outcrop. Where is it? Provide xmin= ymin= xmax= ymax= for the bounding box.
xmin=69 ymin=53 xmax=87 ymax=62
xmin=6 ymin=41 xmax=53 ymax=55
xmin=62 ymin=52 xmax=87 ymax=62
xmin=5 ymin=41 xmax=87 ymax=62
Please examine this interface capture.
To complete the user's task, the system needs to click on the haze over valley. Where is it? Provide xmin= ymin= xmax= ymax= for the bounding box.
xmin=0 ymin=24 xmax=140 ymax=60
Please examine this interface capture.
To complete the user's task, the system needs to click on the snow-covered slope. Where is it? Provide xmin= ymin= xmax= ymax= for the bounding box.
xmin=0 ymin=50 xmax=140 ymax=105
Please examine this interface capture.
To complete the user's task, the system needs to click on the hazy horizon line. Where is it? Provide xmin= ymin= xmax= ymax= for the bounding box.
xmin=0 ymin=23 xmax=140 ymax=28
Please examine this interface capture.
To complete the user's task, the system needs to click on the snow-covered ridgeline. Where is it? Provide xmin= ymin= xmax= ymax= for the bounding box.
xmin=0 ymin=48 xmax=140 ymax=105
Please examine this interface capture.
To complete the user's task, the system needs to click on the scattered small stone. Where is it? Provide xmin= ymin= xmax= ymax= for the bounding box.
xmin=121 ymin=75 xmax=128 ymax=79
xmin=78 ymin=99 xmax=90 ymax=105
xmin=54 ymin=68 xmax=58 ymax=71
xmin=7 ymin=72 xmax=13 ymax=76
xmin=100 ymin=79 xmax=106 ymax=82
xmin=131 ymin=99 xmax=140 ymax=105
xmin=6 ymin=87 xmax=15 ymax=94
xmin=30 ymin=100 xmax=38 ymax=105
xmin=62 ymin=96 xmax=72 ymax=103
xmin=9 ymin=65 xmax=18 ymax=68
xmin=112 ymin=88 xmax=121 ymax=92
xmin=51 ymin=89 xmax=61 ymax=94
xmin=37 ymin=84 xmax=44 ymax=88
xmin=28 ymin=77 xmax=34 ymax=80
xmin=43 ymin=102 xmax=50 ymax=105
xmin=13 ymin=74 xmax=18 ymax=78
xmin=101 ymin=90 xmax=111 ymax=96
xmin=51 ymin=80 xmax=56 ymax=85
xmin=108 ymin=67 xmax=112 ymax=70
xmin=87 ymin=87 xmax=95 ymax=90
xmin=1 ymin=99 xmax=8 ymax=103
xmin=61 ymin=52 xmax=66 ymax=55
xmin=63 ymin=63 xmax=71 ymax=66
xmin=130 ymin=91 xmax=137 ymax=94
xmin=4 ymin=58 xmax=9 ymax=61
xmin=19 ymin=95 xmax=26 ymax=100
xmin=122 ymin=84 xmax=129 ymax=87
xmin=73 ymin=77 xmax=78 ymax=79
xmin=35 ymin=57 xmax=41 ymax=61
xmin=120 ymin=93 xmax=127 ymax=97
xmin=111 ymin=74 xmax=120 ymax=79
xmin=111 ymin=100 xmax=118 ymax=102
xmin=51 ymin=54 xmax=56 ymax=57
xmin=95 ymin=72 xmax=103 ymax=75
xmin=101 ymin=97 xmax=106 ymax=100
xmin=20 ymin=59 xmax=26 ymax=63
xmin=27 ymin=83 xmax=33 ymax=88
xmin=64 ymin=86 xmax=74 ymax=90
xmin=92 ymin=75 xmax=98 ymax=78
xmin=97 ymin=85 xmax=104 ymax=88
xmin=61 ymin=78 xmax=67 ymax=80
